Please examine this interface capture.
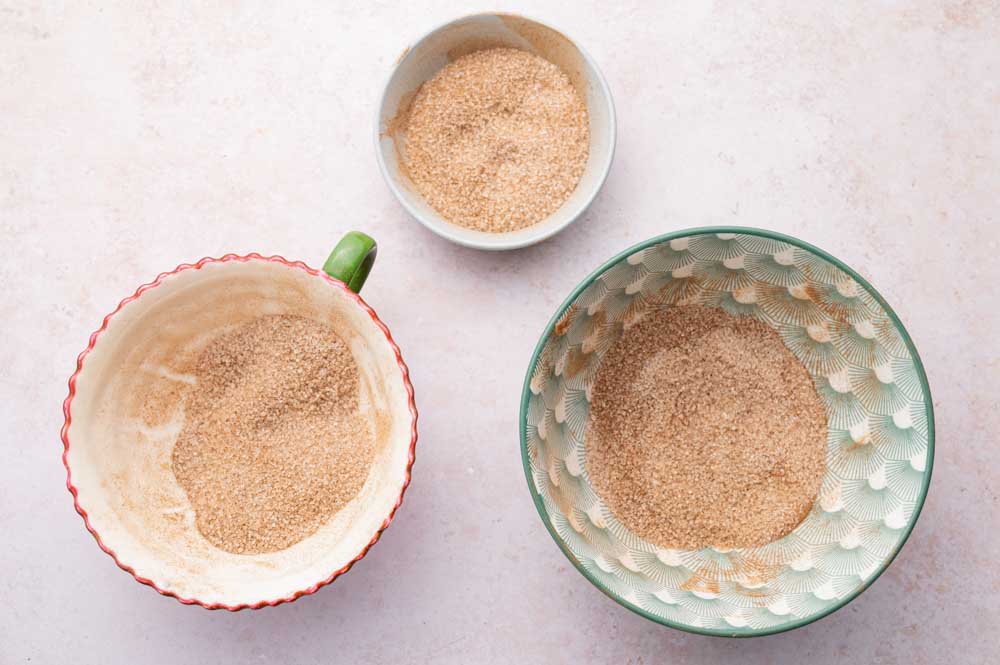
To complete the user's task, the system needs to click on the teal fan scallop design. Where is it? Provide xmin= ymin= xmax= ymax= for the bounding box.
xmin=519 ymin=228 xmax=934 ymax=637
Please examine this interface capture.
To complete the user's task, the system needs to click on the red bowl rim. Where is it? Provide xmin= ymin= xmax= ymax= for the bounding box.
xmin=60 ymin=253 xmax=418 ymax=611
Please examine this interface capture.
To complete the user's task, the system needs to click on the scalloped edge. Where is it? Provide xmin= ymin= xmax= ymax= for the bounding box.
xmin=61 ymin=253 xmax=418 ymax=611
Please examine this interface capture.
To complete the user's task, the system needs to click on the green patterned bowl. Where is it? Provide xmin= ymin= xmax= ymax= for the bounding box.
xmin=519 ymin=227 xmax=934 ymax=637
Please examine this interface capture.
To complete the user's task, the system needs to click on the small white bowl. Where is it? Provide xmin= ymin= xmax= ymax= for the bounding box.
xmin=375 ymin=13 xmax=616 ymax=251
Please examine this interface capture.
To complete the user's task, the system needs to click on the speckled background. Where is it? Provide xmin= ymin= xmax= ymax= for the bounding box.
xmin=2 ymin=2 xmax=997 ymax=663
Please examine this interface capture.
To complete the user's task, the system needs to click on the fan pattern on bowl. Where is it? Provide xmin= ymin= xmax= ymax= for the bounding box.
xmin=523 ymin=232 xmax=931 ymax=635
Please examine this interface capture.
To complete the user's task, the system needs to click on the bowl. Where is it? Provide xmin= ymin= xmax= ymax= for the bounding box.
xmin=62 ymin=234 xmax=417 ymax=609
xmin=519 ymin=227 xmax=934 ymax=636
xmin=375 ymin=12 xmax=616 ymax=250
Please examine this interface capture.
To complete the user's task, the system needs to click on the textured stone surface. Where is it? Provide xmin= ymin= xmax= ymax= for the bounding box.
xmin=1 ymin=1 xmax=997 ymax=663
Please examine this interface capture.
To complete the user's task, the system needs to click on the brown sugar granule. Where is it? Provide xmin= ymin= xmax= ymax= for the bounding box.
xmin=585 ymin=305 xmax=828 ymax=550
xmin=400 ymin=47 xmax=589 ymax=233
xmin=170 ymin=315 xmax=374 ymax=554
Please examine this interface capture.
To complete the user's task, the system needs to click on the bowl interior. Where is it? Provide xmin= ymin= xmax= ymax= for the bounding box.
xmin=376 ymin=13 xmax=615 ymax=250
xmin=521 ymin=229 xmax=933 ymax=636
xmin=65 ymin=258 xmax=414 ymax=607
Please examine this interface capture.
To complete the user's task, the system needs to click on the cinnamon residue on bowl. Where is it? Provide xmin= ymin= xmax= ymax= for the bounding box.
xmin=170 ymin=315 xmax=375 ymax=555
xmin=399 ymin=47 xmax=589 ymax=233
xmin=585 ymin=305 xmax=828 ymax=550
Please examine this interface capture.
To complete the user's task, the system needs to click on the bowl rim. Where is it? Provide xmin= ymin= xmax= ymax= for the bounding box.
xmin=373 ymin=11 xmax=617 ymax=251
xmin=61 ymin=253 xmax=419 ymax=611
xmin=518 ymin=225 xmax=935 ymax=637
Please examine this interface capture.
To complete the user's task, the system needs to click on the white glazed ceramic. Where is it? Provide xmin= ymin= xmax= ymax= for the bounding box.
xmin=62 ymin=254 xmax=417 ymax=609
xmin=375 ymin=12 xmax=616 ymax=250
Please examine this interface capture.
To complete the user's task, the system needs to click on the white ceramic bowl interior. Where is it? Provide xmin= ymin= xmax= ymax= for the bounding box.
xmin=63 ymin=257 xmax=415 ymax=607
xmin=375 ymin=13 xmax=616 ymax=250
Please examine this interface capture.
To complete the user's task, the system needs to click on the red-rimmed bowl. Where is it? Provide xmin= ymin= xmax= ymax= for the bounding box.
xmin=61 ymin=232 xmax=417 ymax=609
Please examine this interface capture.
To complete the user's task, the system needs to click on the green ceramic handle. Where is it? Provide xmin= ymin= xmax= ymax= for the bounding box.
xmin=323 ymin=231 xmax=377 ymax=294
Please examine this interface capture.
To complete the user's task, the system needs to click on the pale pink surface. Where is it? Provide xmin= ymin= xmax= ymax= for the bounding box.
xmin=2 ymin=1 xmax=998 ymax=663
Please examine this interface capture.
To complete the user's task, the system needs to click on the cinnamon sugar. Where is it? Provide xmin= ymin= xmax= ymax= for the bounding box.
xmin=400 ymin=47 xmax=589 ymax=233
xmin=585 ymin=305 xmax=828 ymax=550
xmin=170 ymin=315 xmax=374 ymax=554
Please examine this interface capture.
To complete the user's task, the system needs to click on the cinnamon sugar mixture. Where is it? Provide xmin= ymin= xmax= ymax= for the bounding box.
xmin=401 ymin=47 xmax=589 ymax=233
xmin=171 ymin=315 xmax=374 ymax=554
xmin=585 ymin=306 xmax=827 ymax=550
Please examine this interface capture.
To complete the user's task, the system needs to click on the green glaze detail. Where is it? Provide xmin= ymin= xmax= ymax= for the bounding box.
xmin=324 ymin=231 xmax=377 ymax=293
xmin=518 ymin=227 xmax=934 ymax=638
